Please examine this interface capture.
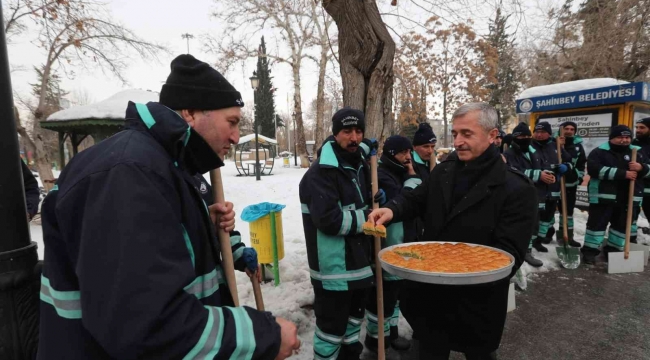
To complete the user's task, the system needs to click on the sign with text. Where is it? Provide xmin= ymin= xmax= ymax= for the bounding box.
xmin=517 ymin=82 xmax=650 ymax=113
xmin=542 ymin=113 xmax=612 ymax=155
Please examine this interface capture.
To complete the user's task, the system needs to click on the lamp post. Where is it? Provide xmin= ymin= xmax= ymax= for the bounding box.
xmin=495 ymin=103 xmax=502 ymax=129
xmin=181 ymin=33 xmax=194 ymax=54
xmin=250 ymin=71 xmax=261 ymax=181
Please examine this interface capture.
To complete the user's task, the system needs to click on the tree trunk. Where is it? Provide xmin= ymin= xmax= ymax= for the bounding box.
xmin=443 ymin=91 xmax=448 ymax=147
xmin=292 ymin=62 xmax=310 ymax=168
xmin=323 ymin=0 xmax=395 ymax=142
xmin=314 ymin=46 xmax=329 ymax=157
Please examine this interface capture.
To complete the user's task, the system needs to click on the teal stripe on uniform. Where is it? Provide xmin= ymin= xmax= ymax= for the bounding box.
xmin=538 ymin=203 xmax=546 ymax=209
xmin=40 ymin=276 xmax=82 ymax=319
xmin=584 ymin=229 xmax=605 ymax=249
xmin=50 ymin=184 xmax=59 ymax=192
xmin=232 ymin=246 xmax=244 ymax=262
xmin=607 ymin=168 xmax=617 ymax=180
xmin=314 ymin=326 xmax=342 ymax=360
xmin=599 ymin=166 xmax=610 ymax=179
xmin=181 ymin=225 xmax=195 ymax=268
xmin=230 ymin=234 xmax=242 ymax=247
xmin=338 ymin=211 xmax=352 ymax=236
xmin=354 ymin=209 xmax=365 ymax=234
xmin=135 ymin=103 xmax=156 ymax=129
xmin=301 ymin=203 xmax=310 ymax=214
xmin=315 ymin=230 xmax=348 ymax=291
xmin=183 ymin=126 xmax=191 ymax=146
xmin=183 ymin=306 xmax=225 ymax=359
xmin=310 ymin=267 xmax=373 ymax=282
xmin=184 ymin=269 xmax=219 ymax=299
xmin=607 ymin=228 xmax=626 ymax=249
xmin=533 ymin=170 xmax=541 ymax=182
xmin=227 ymin=307 xmax=256 ymax=360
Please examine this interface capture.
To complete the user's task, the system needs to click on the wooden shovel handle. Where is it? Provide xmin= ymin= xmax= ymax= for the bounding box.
xmin=625 ymin=148 xmax=637 ymax=260
xmin=251 ymin=269 xmax=265 ymax=311
xmin=556 ymin=128 xmax=569 ymax=241
xmin=370 ymin=153 xmax=385 ymax=360
xmin=210 ymin=169 xmax=240 ymax=306
xmin=429 ymin=154 xmax=436 ymax=172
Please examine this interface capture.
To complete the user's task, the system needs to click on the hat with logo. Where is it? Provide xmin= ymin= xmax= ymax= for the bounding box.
xmin=609 ymin=125 xmax=633 ymax=140
xmin=332 ymin=107 xmax=365 ymax=135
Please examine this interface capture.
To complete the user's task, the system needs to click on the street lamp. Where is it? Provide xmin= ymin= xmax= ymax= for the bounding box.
xmin=494 ymin=103 xmax=502 ymax=128
xmin=250 ymin=71 xmax=260 ymax=181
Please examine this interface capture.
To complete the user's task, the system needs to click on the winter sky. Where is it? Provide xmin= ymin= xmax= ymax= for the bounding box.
xmin=6 ymin=0 xmax=562 ymax=120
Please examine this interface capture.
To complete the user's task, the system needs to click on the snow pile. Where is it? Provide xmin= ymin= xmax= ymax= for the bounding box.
xmin=47 ymin=89 xmax=159 ymax=122
xmin=517 ymin=78 xmax=630 ymax=99
xmin=238 ymin=133 xmax=278 ymax=145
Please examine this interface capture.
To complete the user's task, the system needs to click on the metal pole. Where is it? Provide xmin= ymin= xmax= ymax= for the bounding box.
xmin=0 ymin=4 xmax=41 ymax=358
xmin=254 ymin=91 xmax=261 ymax=181
xmin=293 ymin=115 xmax=297 ymax=166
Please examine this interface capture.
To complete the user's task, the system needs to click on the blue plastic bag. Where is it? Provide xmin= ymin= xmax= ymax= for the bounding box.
xmin=241 ymin=202 xmax=287 ymax=222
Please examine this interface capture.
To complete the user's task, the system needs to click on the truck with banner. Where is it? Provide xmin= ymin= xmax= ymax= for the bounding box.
xmin=516 ymin=78 xmax=650 ymax=211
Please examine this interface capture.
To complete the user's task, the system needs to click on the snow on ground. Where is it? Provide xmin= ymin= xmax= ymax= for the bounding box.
xmin=29 ymin=160 xmax=650 ymax=358
xmin=517 ymin=78 xmax=630 ymax=99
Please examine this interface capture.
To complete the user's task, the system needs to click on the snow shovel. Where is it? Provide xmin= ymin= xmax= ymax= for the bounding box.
xmin=608 ymin=148 xmax=645 ymax=274
xmin=369 ymin=148 xmax=386 ymax=360
xmin=555 ymin=128 xmax=581 ymax=269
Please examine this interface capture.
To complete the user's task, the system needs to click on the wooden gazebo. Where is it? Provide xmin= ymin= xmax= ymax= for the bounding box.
xmin=41 ymin=89 xmax=159 ymax=168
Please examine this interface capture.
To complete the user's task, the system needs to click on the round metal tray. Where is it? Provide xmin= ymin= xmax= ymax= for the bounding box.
xmin=378 ymin=241 xmax=515 ymax=285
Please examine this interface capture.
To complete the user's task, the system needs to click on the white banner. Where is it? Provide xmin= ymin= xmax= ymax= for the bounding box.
xmin=542 ymin=113 xmax=613 ymax=155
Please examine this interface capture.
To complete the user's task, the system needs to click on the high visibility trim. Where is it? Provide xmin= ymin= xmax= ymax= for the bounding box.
xmin=227 ymin=307 xmax=256 ymax=360
xmin=184 ymin=269 xmax=219 ymax=299
xmin=135 ymin=103 xmax=156 ymax=129
xmin=404 ymin=178 xmax=422 ymax=189
xmin=181 ymin=225 xmax=195 ymax=268
xmin=40 ymin=276 xmax=82 ymax=319
xmin=355 ymin=209 xmax=365 ymax=234
xmin=232 ymin=246 xmax=244 ymax=262
xmin=301 ymin=203 xmax=310 ymax=214
xmin=183 ymin=306 xmax=224 ymax=359
xmin=309 ymin=267 xmax=373 ymax=281
xmin=339 ymin=211 xmax=352 ymax=236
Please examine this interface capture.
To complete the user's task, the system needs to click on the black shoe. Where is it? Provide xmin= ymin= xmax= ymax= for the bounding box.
xmin=568 ymin=239 xmax=581 ymax=248
xmin=532 ymin=240 xmax=548 ymax=253
xmin=581 ymin=248 xmax=598 ymax=265
xmin=525 ymin=250 xmax=543 ymax=267
xmin=391 ymin=337 xmax=411 ymax=351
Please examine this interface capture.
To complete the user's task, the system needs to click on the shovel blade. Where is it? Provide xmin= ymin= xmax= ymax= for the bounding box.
xmin=556 ymin=247 xmax=581 ymax=269
xmin=629 ymin=243 xmax=649 ymax=266
xmin=607 ymin=251 xmax=645 ymax=274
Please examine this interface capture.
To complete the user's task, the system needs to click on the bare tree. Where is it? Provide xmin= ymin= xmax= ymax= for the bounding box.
xmin=208 ymin=0 xmax=316 ymax=167
xmin=322 ymin=0 xmax=395 ymax=143
xmin=7 ymin=0 xmax=165 ymax=189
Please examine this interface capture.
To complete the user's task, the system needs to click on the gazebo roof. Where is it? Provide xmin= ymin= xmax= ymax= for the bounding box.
xmin=238 ymin=133 xmax=278 ymax=145
xmin=42 ymin=89 xmax=159 ymax=129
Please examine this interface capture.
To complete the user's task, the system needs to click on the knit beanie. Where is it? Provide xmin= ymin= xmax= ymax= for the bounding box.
xmin=412 ymin=123 xmax=437 ymax=146
xmin=512 ymin=122 xmax=531 ymax=137
xmin=383 ymin=135 xmax=413 ymax=157
xmin=609 ymin=125 xmax=632 ymax=139
xmin=160 ymin=54 xmax=244 ymax=110
xmin=636 ymin=117 xmax=650 ymax=128
xmin=534 ymin=121 xmax=552 ymax=135
xmin=332 ymin=107 xmax=365 ymax=135
xmin=560 ymin=121 xmax=578 ymax=131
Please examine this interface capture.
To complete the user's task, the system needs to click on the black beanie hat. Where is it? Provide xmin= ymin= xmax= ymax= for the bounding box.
xmin=160 ymin=54 xmax=244 ymax=111
xmin=560 ymin=121 xmax=578 ymax=131
xmin=636 ymin=117 xmax=650 ymax=128
xmin=609 ymin=125 xmax=632 ymax=139
xmin=332 ymin=107 xmax=365 ymax=135
xmin=383 ymin=135 xmax=413 ymax=157
xmin=534 ymin=121 xmax=552 ymax=135
xmin=512 ymin=122 xmax=531 ymax=137
xmin=497 ymin=130 xmax=505 ymax=138
xmin=412 ymin=123 xmax=437 ymax=146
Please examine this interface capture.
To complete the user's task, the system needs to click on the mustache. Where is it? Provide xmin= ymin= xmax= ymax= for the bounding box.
xmin=347 ymin=142 xmax=358 ymax=148
xmin=403 ymin=159 xmax=411 ymax=165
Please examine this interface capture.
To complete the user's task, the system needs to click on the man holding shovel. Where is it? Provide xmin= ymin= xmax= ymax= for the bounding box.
xmin=38 ymin=55 xmax=299 ymax=359
xmin=582 ymin=125 xmax=650 ymax=264
xmin=556 ymin=121 xmax=586 ymax=248
xmin=300 ymin=108 xmax=376 ymax=360
xmin=632 ymin=117 xmax=650 ymax=231
xmin=368 ymin=103 xmax=538 ymax=360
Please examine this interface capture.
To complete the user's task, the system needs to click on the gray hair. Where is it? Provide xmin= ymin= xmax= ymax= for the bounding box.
xmin=451 ymin=102 xmax=498 ymax=133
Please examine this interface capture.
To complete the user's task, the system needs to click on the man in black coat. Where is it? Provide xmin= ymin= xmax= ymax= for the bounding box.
xmin=368 ymin=103 xmax=538 ymax=360
xmin=633 ymin=117 xmax=650 ymax=230
xmin=411 ymin=123 xmax=437 ymax=181
xmin=556 ymin=121 xmax=586 ymax=247
xmin=21 ymin=159 xmax=40 ymax=220
xmin=531 ymin=121 xmax=572 ymax=251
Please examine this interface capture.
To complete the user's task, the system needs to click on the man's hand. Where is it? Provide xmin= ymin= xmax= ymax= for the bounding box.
xmin=368 ymin=208 xmax=394 ymax=226
xmin=626 ymin=171 xmax=638 ymax=181
xmin=406 ymin=161 xmax=416 ymax=175
xmin=275 ymin=317 xmax=300 ymax=360
xmin=629 ymin=161 xmax=643 ymax=172
xmin=209 ymin=202 xmax=235 ymax=232
xmin=558 ymin=136 xmax=565 ymax=146
xmin=245 ymin=268 xmax=262 ymax=283
xmin=541 ymin=171 xmax=556 ymax=184
xmin=373 ymin=189 xmax=387 ymax=206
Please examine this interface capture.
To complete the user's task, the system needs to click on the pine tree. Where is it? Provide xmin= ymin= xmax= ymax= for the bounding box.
xmin=31 ymin=65 xmax=68 ymax=117
xmin=485 ymin=6 xmax=521 ymax=128
xmin=254 ymin=37 xmax=277 ymax=139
